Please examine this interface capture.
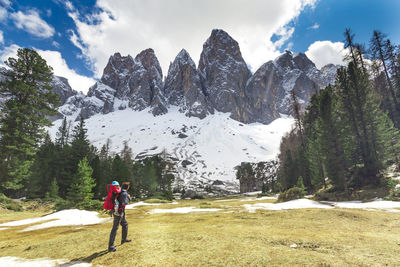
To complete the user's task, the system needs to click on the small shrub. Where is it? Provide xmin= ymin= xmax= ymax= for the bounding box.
xmin=150 ymin=192 xmax=174 ymax=201
xmin=257 ymin=193 xmax=274 ymax=198
xmin=0 ymin=193 xmax=23 ymax=211
xmin=76 ymin=199 xmax=103 ymax=211
xmin=191 ymin=194 xmax=204 ymax=200
xmin=0 ymin=193 xmax=12 ymax=204
xmin=385 ymin=178 xmax=400 ymax=200
xmin=278 ymin=187 xmax=306 ymax=202
xmin=6 ymin=202 xmax=22 ymax=211
xmin=55 ymin=199 xmax=103 ymax=211
xmin=54 ymin=199 xmax=73 ymax=211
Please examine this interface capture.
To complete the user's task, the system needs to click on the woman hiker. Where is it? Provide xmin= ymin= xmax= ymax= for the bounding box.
xmin=108 ymin=181 xmax=131 ymax=252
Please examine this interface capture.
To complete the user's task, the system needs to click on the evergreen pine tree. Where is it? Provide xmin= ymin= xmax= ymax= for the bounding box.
xmin=46 ymin=178 xmax=59 ymax=200
xmin=111 ymin=154 xmax=130 ymax=181
xmin=29 ymin=134 xmax=57 ymax=198
xmin=370 ymin=30 xmax=400 ymax=126
xmin=55 ymin=117 xmax=69 ymax=148
xmin=0 ymin=48 xmax=59 ymax=193
xmin=318 ymin=86 xmax=348 ymax=190
xmin=67 ymin=157 xmax=95 ymax=203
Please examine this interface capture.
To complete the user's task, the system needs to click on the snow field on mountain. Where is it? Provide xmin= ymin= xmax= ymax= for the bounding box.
xmin=49 ymin=107 xmax=294 ymax=188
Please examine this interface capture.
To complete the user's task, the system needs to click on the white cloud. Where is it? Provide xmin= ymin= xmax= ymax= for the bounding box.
xmin=0 ymin=44 xmax=20 ymax=65
xmin=0 ymin=7 xmax=7 ymax=21
xmin=0 ymin=30 xmax=3 ymax=44
xmin=66 ymin=0 xmax=317 ymax=77
xmin=305 ymin=40 xmax=348 ymax=69
xmin=37 ymin=50 xmax=96 ymax=93
xmin=52 ymin=41 xmax=60 ymax=48
xmin=0 ymin=44 xmax=96 ymax=93
xmin=10 ymin=10 xmax=55 ymax=38
xmin=0 ymin=0 xmax=11 ymax=7
xmin=308 ymin=23 xmax=319 ymax=30
xmin=0 ymin=0 xmax=11 ymax=21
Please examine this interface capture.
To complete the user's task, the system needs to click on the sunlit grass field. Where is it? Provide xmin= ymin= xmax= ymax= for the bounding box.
xmin=1 ymin=197 xmax=400 ymax=266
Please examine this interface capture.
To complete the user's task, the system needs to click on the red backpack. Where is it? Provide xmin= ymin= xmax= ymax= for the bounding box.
xmin=103 ymin=184 xmax=121 ymax=210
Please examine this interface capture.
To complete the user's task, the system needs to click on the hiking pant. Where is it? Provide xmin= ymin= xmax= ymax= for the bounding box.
xmin=108 ymin=212 xmax=128 ymax=248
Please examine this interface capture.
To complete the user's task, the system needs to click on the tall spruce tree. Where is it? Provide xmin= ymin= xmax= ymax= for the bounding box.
xmin=67 ymin=157 xmax=95 ymax=203
xmin=29 ymin=134 xmax=57 ymax=198
xmin=370 ymin=30 xmax=400 ymax=126
xmin=70 ymin=116 xmax=91 ymax=171
xmin=0 ymin=48 xmax=59 ymax=193
xmin=318 ymin=86 xmax=348 ymax=190
xmin=55 ymin=117 xmax=70 ymax=148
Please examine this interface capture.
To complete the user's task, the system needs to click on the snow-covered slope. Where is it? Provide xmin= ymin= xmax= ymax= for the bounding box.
xmin=49 ymin=107 xmax=294 ymax=192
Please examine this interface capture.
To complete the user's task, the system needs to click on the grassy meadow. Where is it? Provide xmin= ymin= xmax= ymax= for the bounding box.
xmin=1 ymin=197 xmax=400 ymax=266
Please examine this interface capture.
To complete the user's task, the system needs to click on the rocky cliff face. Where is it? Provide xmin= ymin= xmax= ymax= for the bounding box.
xmin=50 ymin=76 xmax=77 ymax=106
xmin=198 ymin=29 xmax=252 ymax=122
xmin=245 ymin=51 xmax=339 ymax=122
xmin=100 ymin=49 xmax=167 ymax=116
xmin=55 ymin=29 xmax=340 ymax=124
xmin=164 ymin=49 xmax=211 ymax=118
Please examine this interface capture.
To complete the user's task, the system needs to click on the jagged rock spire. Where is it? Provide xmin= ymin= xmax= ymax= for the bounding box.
xmin=164 ymin=49 xmax=211 ymax=118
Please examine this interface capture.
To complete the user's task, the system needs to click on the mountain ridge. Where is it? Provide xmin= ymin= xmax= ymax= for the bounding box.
xmin=54 ymin=29 xmax=340 ymax=124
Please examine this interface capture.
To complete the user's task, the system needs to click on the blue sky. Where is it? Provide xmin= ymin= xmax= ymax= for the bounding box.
xmin=0 ymin=0 xmax=399 ymax=93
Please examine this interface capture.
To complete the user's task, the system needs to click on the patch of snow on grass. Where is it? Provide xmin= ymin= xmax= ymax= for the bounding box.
xmin=326 ymin=199 xmax=400 ymax=212
xmin=243 ymin=199 xmax=333 ymax=212
xmin=0 ymin=209 xmax=108 ymax=231
xmin=0 ymin=227 xmax=8 ymax=231
xmin=243 ymin=198 xmax=400 ymax=213
xmin=0 ymin=256 xmax=92 ymax=267
xmin=149 ymin=207 xmax=221 ymax=214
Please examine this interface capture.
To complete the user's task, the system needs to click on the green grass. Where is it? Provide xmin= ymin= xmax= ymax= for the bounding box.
xmin=1 ymin=197 xmax=400 ymax=266
xmin=144 ymin=198 xmax=172 ymax=204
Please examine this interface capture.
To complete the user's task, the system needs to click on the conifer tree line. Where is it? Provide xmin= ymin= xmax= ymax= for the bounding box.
xmin=0 ymin=48 xmax=175 ymax=202
xmin=278 ymin=29 xmax=400 ymax=194
xmin=29 ymin=117 xmax=176 ymax=202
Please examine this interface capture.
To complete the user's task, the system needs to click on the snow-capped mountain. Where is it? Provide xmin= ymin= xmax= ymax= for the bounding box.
xmin=47 ymin=29 xmax=340 ymax=193
xmin=49 ymin=107 xmax=294 ymax=193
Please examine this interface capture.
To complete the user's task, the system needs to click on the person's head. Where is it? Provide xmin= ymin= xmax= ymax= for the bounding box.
xmin=122 ymin=182 xmax=130 ymax=190
xmin=112 ymin=181 xmax=120 ymax=187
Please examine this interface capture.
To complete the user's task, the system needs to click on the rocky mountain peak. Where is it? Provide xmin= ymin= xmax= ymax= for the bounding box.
xmin=275 ymin=50 xmax=295 ymax=69
xmin=198 ymin=29 xmax=251 ymax=122
xmin=164 ymin=49 xmax=209 ymax=118
xmin=293 ymin=52 xmax=316 ymax=71
xmin=203 ymin=29 xmax=243 ymax=60
xmin=54 ymin=29 xmax=340 ymax=126
xmin=101 ymin=52 xmax=135 ymax=89
xmin=135 ymin=48 xmax=163 ymax=78
xmin=50 ymin=76 xmax=77 ymax=105
xmin=174 ymin=49 xmax=196 ymax=69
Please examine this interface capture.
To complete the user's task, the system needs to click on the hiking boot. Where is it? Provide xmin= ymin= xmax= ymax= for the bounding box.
xmin=108 ymin=246 xmax=117 ymax=252
xmin=121 ymin=239 xmax=131 ymax=244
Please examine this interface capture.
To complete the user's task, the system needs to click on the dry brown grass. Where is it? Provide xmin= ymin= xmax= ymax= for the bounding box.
xmin=1 ymin=198 xmax=400 ymax=266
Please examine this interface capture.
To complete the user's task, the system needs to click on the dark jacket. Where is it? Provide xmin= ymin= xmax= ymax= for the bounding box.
xmin=117 ymin=189 xmax=131 ymax=210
